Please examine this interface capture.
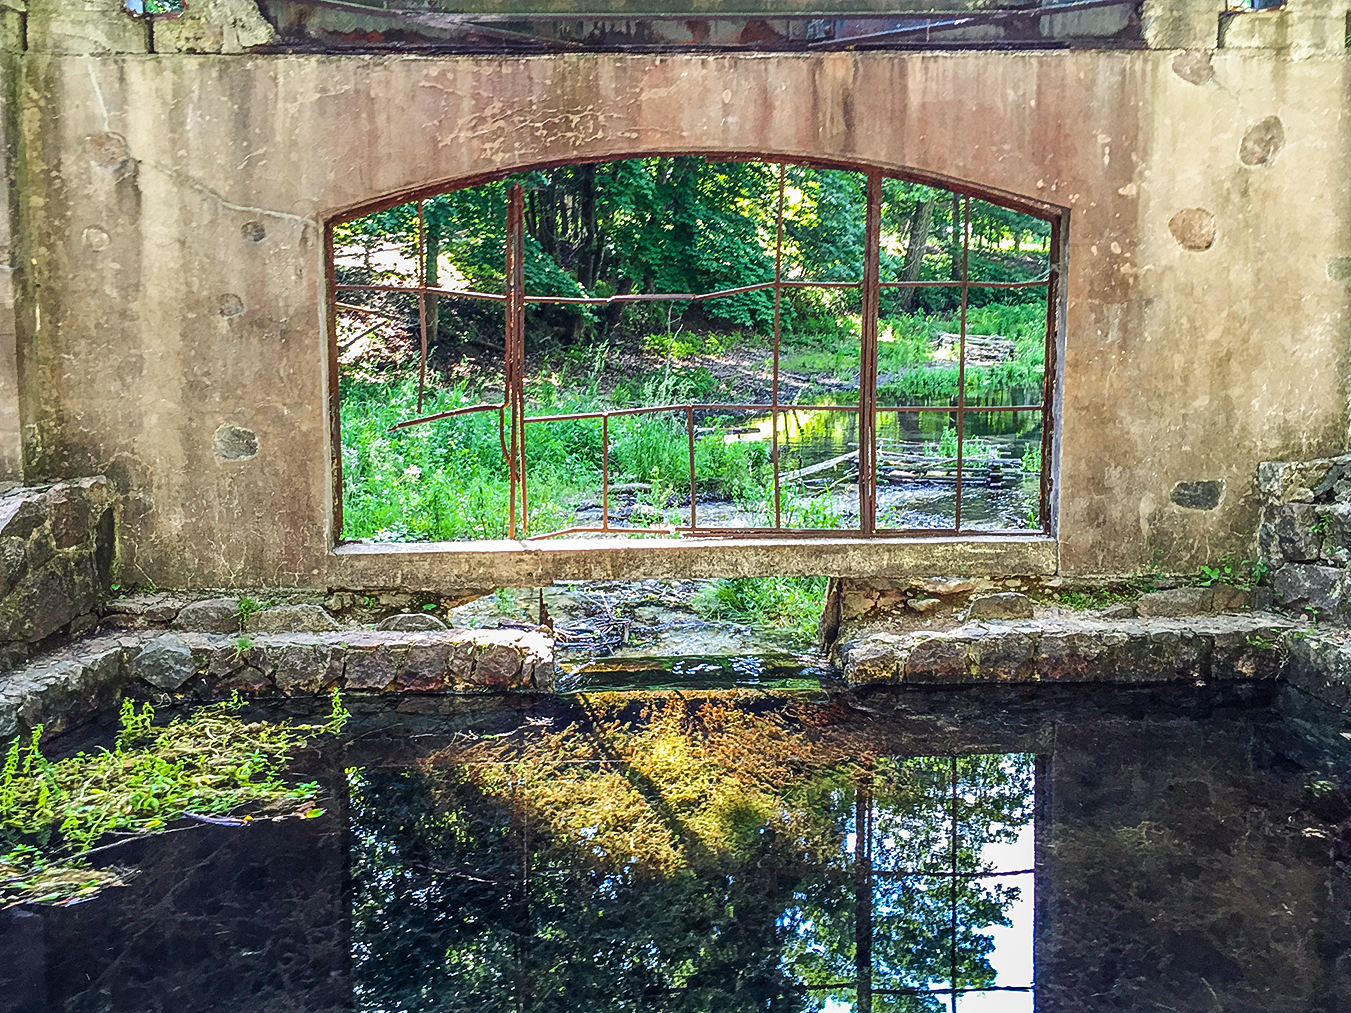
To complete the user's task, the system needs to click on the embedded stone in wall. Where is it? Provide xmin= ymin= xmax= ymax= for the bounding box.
xmin=1168 ymin=208 xmax=1216 ymax=251
xmin=1257 ymin=455 xmax=1351 ymax=613
xmin=186 ymin=628 xmax=555 ymax=696
xmin=132 ymin=633 xmax=195 ymax=691
xmin=213 ymin=425 xmax=258 ymax=461
xmin=244 ymin=604 xmax=340 ymax=633
xmin=965 ymin=592 xmax=1035 ymax=620
xmin=173 ymin=597 xmax=242 ymax=633
xmin=1272 ymin=564 xmax=1344 ymax=617
xmin=1239 ymin=115 xmax=1284 ymax=166
xmin=1171 ymin=480 xmax=1223 ymax=510
xmin=1137 ymin=586 xmax=1214 ymax=617
xmin=1171 ymin=49 xmax=1215 ymax=85
xmin=836 ymin=614 xmax=1297 ymax=686
xmin=378 ymin=612 xmax=449 ymax=631
xmin=0 ymin=626 xmax=555 ymax=737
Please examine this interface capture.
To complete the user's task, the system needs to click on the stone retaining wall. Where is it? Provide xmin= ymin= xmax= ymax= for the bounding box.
xmin=1258 ymin=454 xmax=1351 ymax=618
xmin=0 ymin=627 xmax=554 ymax=738
xmin=836 ymin=613 xmax=1297 ymax=686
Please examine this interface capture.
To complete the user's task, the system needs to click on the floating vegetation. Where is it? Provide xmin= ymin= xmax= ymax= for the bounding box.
xmin=0 ymin=691 xmax=348 ymax=908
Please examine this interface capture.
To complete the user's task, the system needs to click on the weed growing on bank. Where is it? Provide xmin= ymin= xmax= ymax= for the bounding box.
xmin=692 ymin=576 xmax=830 ymax=639
xmin=0 ymin=691 xmax=348 ymax=907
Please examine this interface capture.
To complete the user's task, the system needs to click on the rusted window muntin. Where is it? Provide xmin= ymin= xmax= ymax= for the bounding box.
xmin=326 ymin=153 xmax=1066 ymax=547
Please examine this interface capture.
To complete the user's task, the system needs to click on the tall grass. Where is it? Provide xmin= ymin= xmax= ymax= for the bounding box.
xmin=340 ymin=372 xmax=776 ymax=541
xmin=691 ymin=576 xmax=830 ymax=638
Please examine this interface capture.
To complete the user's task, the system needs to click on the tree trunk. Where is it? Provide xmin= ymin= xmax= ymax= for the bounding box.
xmin=896 ymin=198 xmax=934 ymax=313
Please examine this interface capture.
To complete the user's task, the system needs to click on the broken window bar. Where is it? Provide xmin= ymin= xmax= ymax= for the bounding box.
xmin=513 ymin=185 xmax=531 ymax=537
xmin=601 ymin=415 xmax=610 ymax=532
xmin=505 ymin=184 xmax=526 ymax=539
xmin=1041 ymin=217 xmax=1061 ymax=533
xmin=388 ymin=402 xmax=507 ymax=432
xmin=950 ymin=755 xmax=961 ymax=1002
xmin=871 ymin=866 xmax=1035 ymax=878
xmin=859 ymin=171 xmax=882 ymax=535
xmin=335 ymin=283 xmax=507 ymax=301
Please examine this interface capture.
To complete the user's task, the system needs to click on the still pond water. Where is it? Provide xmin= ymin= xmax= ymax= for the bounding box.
xmin=3 ymin=682 xmax=1350 ymax=1012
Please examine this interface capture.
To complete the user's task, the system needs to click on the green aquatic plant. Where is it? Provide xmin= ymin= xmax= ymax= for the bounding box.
xmin=0 ymin=692 xmax=346 ymax=908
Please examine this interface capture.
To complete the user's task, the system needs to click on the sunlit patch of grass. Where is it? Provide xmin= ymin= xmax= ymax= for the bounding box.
xmin=691 ymin=576 xmax=830 ymax=639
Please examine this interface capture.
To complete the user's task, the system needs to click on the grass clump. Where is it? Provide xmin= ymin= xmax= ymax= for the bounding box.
xmin=691 ymin=576 xmax=829 ymax=639
xmin=1054 ymin=588 xmax=1133 ymax=611
xmin=0 ymin=691 xmax=348 ymax=907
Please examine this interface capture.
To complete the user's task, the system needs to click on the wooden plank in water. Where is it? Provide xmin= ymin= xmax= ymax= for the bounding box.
xmin=781 ymin=448 xmax=859 ymax=483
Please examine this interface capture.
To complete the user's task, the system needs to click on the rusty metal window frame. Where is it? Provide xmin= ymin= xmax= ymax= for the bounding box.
xmin=326 ymin=153 xmax=1065 ymax=545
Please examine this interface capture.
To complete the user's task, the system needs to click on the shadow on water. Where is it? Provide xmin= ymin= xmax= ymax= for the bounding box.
xmin=5 ymin=681 xmax=1351 ymax=1012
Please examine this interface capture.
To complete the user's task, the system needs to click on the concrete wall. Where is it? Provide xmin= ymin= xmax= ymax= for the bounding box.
xmin=6 ymin=0 xmax=1351 ymax=588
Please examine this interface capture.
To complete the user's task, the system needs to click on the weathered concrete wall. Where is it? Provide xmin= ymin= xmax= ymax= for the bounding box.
xmin=8 ymin=0 xmax=1351 ymax=587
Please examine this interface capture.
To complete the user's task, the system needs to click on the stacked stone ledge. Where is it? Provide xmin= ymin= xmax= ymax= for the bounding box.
xmin=1257 ymin=454 xmax=1351 ymax=618
xmin=836 ymin=613 xmax=1298 ymax=686
xmin=0 ymin=626 xmax=555 ymax=739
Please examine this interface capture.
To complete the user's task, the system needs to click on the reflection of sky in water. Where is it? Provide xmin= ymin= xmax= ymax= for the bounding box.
xmin=828 ymin=755 xmax=1034 ymax=1007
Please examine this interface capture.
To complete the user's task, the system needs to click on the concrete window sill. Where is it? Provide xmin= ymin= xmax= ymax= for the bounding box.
xmin=328 ymin=535 xmax=1058 ymax=588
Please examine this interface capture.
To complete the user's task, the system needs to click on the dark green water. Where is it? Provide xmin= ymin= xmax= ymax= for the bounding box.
xmin=4 ymin=681 xmax=1351 ymax=1012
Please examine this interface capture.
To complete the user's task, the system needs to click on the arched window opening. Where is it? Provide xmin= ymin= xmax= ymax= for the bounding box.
xmin=328 ymin=156 xmax=1060 ymax=544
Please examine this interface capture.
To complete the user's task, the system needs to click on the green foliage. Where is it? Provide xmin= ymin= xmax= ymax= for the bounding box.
xmin=691 ymin=576 xmax=829 ymax=637
xmin=1054 ymin=587 xmax=1135 ymax=611
xmin=323 ymin=689 xmax=350 ymax=736
xmin=335 ymin=158 xmax=1053 ymax=542
xmin=1022 ymin=443 xmax=1042 ymax=473
xmin=346 ymin=698 xmax=1034 ymax=1012
xmin=0 ymin=697 xmax=344 ymax=907
xmin=337 ymin=157 xmax=1050 ymax=355
xmin=236 ymin=596 xmax=263 ymax=625
xmin=1196 ymin=554 xmax=1268 ymax=590
xmin=340 ymin=371 xmax=781 ymax=541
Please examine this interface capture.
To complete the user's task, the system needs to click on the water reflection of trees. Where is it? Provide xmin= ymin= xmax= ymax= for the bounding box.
xmin=348 ymin=697 xmax=1034 ymax=1012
